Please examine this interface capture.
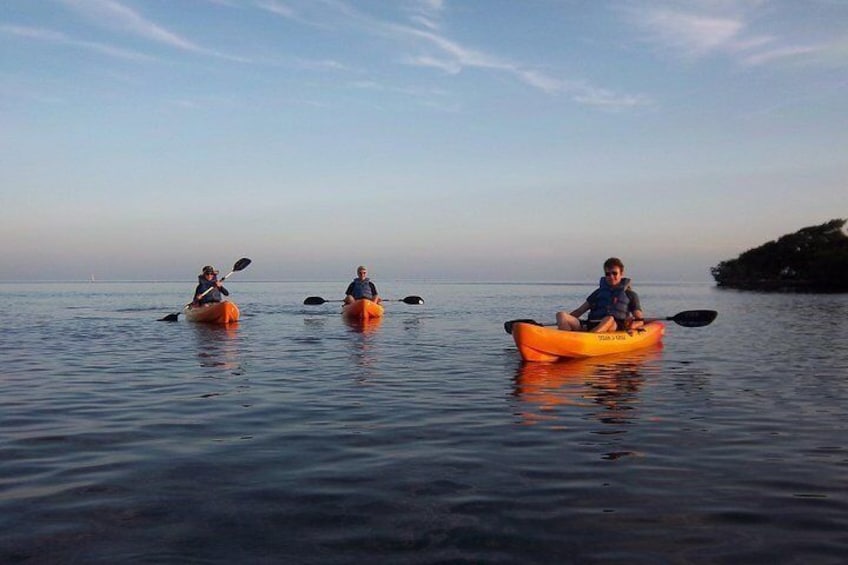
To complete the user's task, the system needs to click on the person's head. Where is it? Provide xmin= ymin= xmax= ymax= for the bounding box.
xmin=202 ymin=265 xmax=218 ymax=278
xmin=602 ymin=257 xmax=624 ymax=284
xmin=356 ymin=265 xmax=368 ymax=279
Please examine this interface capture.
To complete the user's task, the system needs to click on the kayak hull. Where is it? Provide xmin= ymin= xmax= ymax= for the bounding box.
xmin=512 ymin=321 xmax=665 ymax=362
xmin=185 ymin=301 xmax=240 ymax=324
xmin=341 ymin=299 xmax=384 ymax=321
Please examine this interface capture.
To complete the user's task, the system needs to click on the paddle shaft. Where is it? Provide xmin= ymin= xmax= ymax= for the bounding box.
xmin=304 ymin=295 xmax=423 ymax=305
xmin=193 ymin=257 xmax=250 ymax=301
xmin=504 ymin=309 xmax=717 ymax=334
xmin=196 ymin=269 xmax=235 ymax=300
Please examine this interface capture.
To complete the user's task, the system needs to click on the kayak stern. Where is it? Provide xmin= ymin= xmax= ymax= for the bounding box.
xmin=185 ymin=301 xmax=240 ymax=324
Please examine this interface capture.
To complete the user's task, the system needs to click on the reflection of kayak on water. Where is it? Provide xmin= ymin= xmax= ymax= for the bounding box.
xmin=191 ymin=322 xmax=242 ymax=371
xmin=513 ymin=345 xmax=663 ymax=419
xmin=184 ymin=301 xmax=240 ymax=324
xmin=512 ymin=321 xmax=665 ymax=361
xmin=344 ymin=315 xmax=383 ymax=334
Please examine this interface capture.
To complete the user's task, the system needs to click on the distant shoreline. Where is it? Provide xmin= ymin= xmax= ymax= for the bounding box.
xmin=0 ymin=279 xmax=715 ymax=286
xmin=715 ymin=280 xmax=848 ymax=293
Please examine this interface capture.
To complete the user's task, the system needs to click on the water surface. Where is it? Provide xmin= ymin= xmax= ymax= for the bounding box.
xmin=2 ymin=282 xmax=847 ymax=563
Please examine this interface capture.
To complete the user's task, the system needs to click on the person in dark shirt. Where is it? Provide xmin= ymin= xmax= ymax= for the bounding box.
xmin=344 ymin=265 xmax=381 ymax=305
xmin=556 ymin=257 xmax=643 ymax=332
xmin=193 ymin=265 xmax=229 ymax=306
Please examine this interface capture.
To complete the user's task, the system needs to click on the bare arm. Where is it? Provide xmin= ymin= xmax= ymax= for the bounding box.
xmin=628 ymin=309 xmax=644 ymax=330
xmin=570 ymin=301 xmax=590 ymax=318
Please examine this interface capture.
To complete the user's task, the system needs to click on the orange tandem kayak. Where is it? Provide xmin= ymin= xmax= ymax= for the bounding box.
xmin=512 ymin=321 xmax=665 ymax=362
xmin=341 ymin=299 xmax=384 ymax=321
xmin=184 ymin=301 xmax=240 ymax=324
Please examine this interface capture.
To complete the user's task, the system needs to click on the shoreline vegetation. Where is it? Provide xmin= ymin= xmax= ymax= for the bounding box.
xmin=711 ymin=219 xmax=848 ymax=292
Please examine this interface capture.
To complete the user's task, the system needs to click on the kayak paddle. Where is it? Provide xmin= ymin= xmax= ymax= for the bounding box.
xmin=304 ymin=295 xmax=424 ymax=305
xmin=503 ymin=309 xmax=717 ymax=335
xmin=304 ymin=297 xmax=342 ymax=305
xmin=395 ymin=295 xmax=425 ymax=305
xmin=159 ymin=257 xmax=252 ymax=322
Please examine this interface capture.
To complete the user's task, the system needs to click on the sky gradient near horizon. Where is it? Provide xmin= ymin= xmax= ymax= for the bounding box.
xmin=2 ymin=0 xmax=846 ymax=282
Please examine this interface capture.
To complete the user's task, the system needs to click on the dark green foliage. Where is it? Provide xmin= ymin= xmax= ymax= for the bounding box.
xmin=711 ymin=219 xmax=848 ymax=292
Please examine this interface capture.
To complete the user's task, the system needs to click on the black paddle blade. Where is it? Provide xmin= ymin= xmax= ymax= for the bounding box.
xmin=159 ymin=312 xmax=180 ymax=322
xmin=503 ymin=319 xmax=542 ymax=334
xmin=402 ymin=296 xmax=424 ymax=305
xmin=304 ymin=296 xmax=326 ymax=305
xmin=670 ymin=309 xmax=717 ymax=327
xmin=233 ymin=257 xmax=251 ymax=271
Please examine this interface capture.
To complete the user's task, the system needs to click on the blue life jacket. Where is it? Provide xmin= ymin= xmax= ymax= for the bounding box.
xmin=588 ymin=277 xmax=631 ymax=321
xmin=349 ymin=278 xmax=375 ymax=300
xmin=196 ymin=275 xmax=224 ymax=304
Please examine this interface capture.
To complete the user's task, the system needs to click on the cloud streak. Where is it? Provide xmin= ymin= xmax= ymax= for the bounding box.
xmin=1 ymin=23 xmax=155 ymax=61
xmin=220 ymin=0 xmax=648 ymax=108
xmin=57 ymin=0 xmax=250 ymax=62
xmin=314 ymin=1 xmax=648 ymax=109
xmin=627 ymin=1 xmax=838 ymax=67
xmin=59 ymin=0 xmax=203 ymax=51
xmin=397 ymin=23 xmax=648 ymax=109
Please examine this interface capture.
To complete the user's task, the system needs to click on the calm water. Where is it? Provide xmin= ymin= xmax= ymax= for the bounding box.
xmin=2 ymin=281 xmax=847 ymax=564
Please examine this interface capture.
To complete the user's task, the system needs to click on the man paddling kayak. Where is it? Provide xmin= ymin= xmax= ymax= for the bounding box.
xmin=193 ymin=265 xmax=230 ymax=306
xmin=556 ymin=257 xmax=644 ymax=333
xmin=344 ymin=265 xmax=381 ymax=305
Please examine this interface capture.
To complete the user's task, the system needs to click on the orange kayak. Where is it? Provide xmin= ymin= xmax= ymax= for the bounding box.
xmin=512 ymin=321 xmax=665 ymax=362
xmin=184 ymin=301 xmax=240 ymax=324
xmin=341 ymin=299 xmax=384 ymax=321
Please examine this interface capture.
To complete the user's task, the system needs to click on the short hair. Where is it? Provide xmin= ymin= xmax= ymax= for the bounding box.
xmin=603 ymin=257 xmax=624 ymax=271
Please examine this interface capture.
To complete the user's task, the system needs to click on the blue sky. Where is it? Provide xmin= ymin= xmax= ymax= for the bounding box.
xmin=2 ymin=0 xmax=846 ymax=282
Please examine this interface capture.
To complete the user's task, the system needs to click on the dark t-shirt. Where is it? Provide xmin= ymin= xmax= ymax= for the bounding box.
xmin=345 ymin=280 xmax=378 ymax=299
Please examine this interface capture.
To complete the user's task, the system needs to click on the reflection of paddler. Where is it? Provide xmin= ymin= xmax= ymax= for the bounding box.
xmin=513 ymin=345 xmax=662 ymax=424
xmin=193 ymin=322 xmax=241 ymax=370
xmin=345 ymin=318 xmax=382 ymax=374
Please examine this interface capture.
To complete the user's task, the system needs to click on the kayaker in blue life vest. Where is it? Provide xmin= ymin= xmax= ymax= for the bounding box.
xmin=344 ymin=265 xmax=381 ymax=305
xmin=556 ymin=257 xmax=644 ymax=333
xmin=193 ymin=265 xmax=230 ymax=306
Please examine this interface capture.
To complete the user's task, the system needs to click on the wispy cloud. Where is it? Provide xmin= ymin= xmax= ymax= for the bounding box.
xmin=569 ymin=82 xmax=650 ymax=109
xmin=1 ymin=23 xmax=155 ymax=61
xmin=57 ymin=0 xmax=250 ymax=62
xmin=742 ymin=45 xmax=822 ymax=66
xmin=407 ymin=0 xmax=445 ymax=31
xmin=242 ymin=0 xmax=647 ymax=108
xmin=253 ymin=0 xmax=334 ymax=29
xmin=398 ymin=23 xmax=648 ymax=109
xmin=638 ymin=10 xmax=758 ymax=56
xmin=291 ymin=57 xmax=349 ymax=71
xmin=296 ymin=1 xmax=647 ymax=109
xmin=58 ymin=0 xmax=203 ymax=51
xmin=255 ymin=0 xmax=296 ymax=20
xmin=626 ymin=1 xmax=838 ymax=67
